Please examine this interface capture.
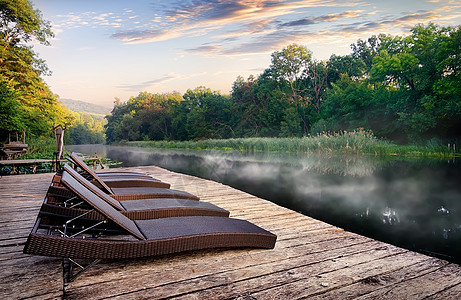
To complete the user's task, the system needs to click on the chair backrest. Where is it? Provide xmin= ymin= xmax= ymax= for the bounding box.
xmin=61 ymin=170 xmax=145 ymax=240
xmin=69 ymin=152 xmax=114 ymax=195
xmin=63 ymin=165 xmax=124 ymax=211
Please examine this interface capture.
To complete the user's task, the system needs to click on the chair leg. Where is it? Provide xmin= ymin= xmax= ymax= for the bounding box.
xmin=62 ymin=258 xmax=72 ymax=283
xmin=63 ymin=257 xmax=101 ymax=283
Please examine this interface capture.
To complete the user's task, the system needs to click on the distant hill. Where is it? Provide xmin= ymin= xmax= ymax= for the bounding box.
xmin=59 ymin=98 xmax=112 ymax=115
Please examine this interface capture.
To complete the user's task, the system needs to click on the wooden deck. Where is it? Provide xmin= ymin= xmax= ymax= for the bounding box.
xmin=1 ymin=166 xmax=461 ymax=299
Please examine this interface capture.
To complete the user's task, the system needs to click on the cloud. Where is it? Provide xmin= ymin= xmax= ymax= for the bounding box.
xmin=116 ymin=72 xmax=207 ymax=91
xmin=111 ymin=0 xmax=366 ymax=44
xmin=192 ymin=5 xmax=451 ymax=57
xmin=280 ymin=10 xmax=363 ymax=27
xmin=162 ymin=0 xmax=364 ymax=25
xmin=111 ymin=29 xmax=181 ymax=43
xmin=117 ymin=74 xmax=178 ymax=91
xmin=186 ymin=44 xmax=223 ymax=55
xmin=217 ymin=18 xmax=277 ymax=39
xmin=221 ymin=30 xmax=309 ymax=55
xmin=53 ymin=9 xmax=141 ymax=32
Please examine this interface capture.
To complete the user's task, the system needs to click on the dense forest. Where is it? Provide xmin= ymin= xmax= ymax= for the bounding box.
xmin=106 ymin=23 xmax=460 ymax=145
xmin=1 ymin=0 xmax=460 ymax=150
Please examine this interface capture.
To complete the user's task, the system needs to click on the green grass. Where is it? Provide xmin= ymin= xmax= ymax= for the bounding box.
xmin=125 ymin=129 xmax=458 ymax=158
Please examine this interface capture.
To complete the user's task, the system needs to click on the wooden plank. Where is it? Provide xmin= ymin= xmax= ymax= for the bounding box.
xmin=354 ymin=263 xmax=461 ymax=299
xmin=310 ymin=258 xmax=449 ymax=299
xmin=240 ymin=251 xmax=430 ymax=299
xmin=427 ymin=282 xmax=461 ymax=299
xmin=0 ymin=255 xmax=63 ymax=299
xmin=0 ymin=173 xmax=62 ymax=300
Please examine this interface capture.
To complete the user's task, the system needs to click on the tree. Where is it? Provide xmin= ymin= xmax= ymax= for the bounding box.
xmin=369 ymin=23 xmax=461 ymax=141
xmin=351 ymin=35 xmax=380 ymax=70
xmin=0 ymin=0 xmax=53 ymax=82
xmin=267 ymin=44 xmax=328 ymax=134
xmin=0 ymin=0 xmax=71 ymax=140
xmin=231 ymin=75 xmax=263 ymax=136
xmin=136 ymin=92 xmax=182 ymax=140
xmin=182 ymin=87 xmax=234 ymax=140
xmin=252 ymin=71 xmax=289 ymax=137
xmin=105 ymin=92 xmax=182 ymax=142
xmin=270 ymin=44 xmax=312 ymax=94
xmin=0 ymin=77 xmax=24 ymax=141
xmin=65 ymin=111 xmax=106 ymax=145
xmin=320 ymin=74 xmax=399 ymax=138
xmin=327 ymin=54 xmax=366 ymax=84
xmin=302 ymin=59 xmax=328 ymax=114
xmin=269 ymin=44 xmax=312 ymax=107
xmin=280 ymin=107 xmax=301 ymax=137
xmin=0 ymin=0 xmax=53 ymax=47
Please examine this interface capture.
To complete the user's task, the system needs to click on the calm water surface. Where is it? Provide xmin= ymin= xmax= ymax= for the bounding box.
xmin=70 ymin=144 xmax=461 ymax=264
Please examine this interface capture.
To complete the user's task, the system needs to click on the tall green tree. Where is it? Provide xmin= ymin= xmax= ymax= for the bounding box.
xmin=267 ymin=44 xmax=328 ymax=134
xmin=351 ymin=35 xmax=380 ymax=70
xmin=252 ymin=71 xmax=289 ymax=137
xmin=0 ymin=78 xmax=24 ymax=140
xmin=231 ymin=75 xmax=267 ymax=136
xmin=0 ymin=0 xmax=71 ymax=141
xmin=370 ymin=23 xmax=461 ymax=141
xmin=327 ymin=54 xmax=365 ymax=84
xmin=320 ymin=74 xmax=400 ymax=139
xmin=181 ymin=87 xmax=234 ymax=140
xmin=105 ymin=93 xmax=182 ymax=142
xmin=137 ymin=92 xmax=182 ymax=140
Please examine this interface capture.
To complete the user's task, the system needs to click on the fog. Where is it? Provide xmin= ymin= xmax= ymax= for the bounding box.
xmin=69 ymin=144 xmax=461 ymax=263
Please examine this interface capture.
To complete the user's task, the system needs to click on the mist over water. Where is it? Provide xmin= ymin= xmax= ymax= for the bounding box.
xmin=70 ymin=144 xmax=461 ymax=264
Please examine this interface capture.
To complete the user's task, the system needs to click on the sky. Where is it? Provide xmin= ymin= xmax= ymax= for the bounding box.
xmin=32 ymin=0 xmax=460 ymax=107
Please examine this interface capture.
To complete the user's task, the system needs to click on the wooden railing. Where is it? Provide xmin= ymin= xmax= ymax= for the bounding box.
xmin=0 ymin=157 xmax=103 ymax=175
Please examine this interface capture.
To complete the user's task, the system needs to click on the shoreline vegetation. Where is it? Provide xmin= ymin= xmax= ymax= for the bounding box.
xmin=121 ymin=130 xmax=459 ymax=159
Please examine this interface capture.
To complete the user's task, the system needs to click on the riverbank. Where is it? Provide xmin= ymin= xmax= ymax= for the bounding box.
xmin=2 ymin=165 xmax=461 ymax=299
xmin=122 ymin=131 xmax=459 ymax=158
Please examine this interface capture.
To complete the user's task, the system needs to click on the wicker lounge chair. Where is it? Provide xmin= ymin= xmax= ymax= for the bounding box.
xmin=41 ymin=169 xmax=229 ymax=220
xmin=60 ymin=165 xmax=199 ymax=201
xmin=68 ymin=152 xmax=158 ymax=180
xmin=68 ymin=152 xmax=171 ymax=189
xmin=24 ymin=170 xmax=276 ymax=281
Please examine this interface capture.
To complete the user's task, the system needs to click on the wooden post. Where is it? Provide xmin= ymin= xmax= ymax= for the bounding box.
xmin=52 ymin=124 xmax=66 ymax=159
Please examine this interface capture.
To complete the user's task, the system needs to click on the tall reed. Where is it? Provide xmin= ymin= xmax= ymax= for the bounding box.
xmin=127 ymin=129 xmax=458 ymax=158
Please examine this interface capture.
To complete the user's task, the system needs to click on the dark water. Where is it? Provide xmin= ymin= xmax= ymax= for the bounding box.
xmin=69 ymin=144 xmax=461 ymax=264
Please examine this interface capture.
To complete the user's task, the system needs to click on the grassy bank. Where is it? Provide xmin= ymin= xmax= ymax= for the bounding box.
xmin=20 ymin=136 xmax=57 ymax=159
xmin=124 ymin=130 xmax=458 ymax=158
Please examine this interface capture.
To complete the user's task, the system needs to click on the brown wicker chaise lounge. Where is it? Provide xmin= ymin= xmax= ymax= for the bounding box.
xmin=24 ymin=170 xmax=277 ymax=281
xmin=59 ymin=164 xmax=200 ymax=201
xmin=42 ymin=167 xmax=229 ymax=220
xmin=68 ymin=152 xmax=171 ymax=189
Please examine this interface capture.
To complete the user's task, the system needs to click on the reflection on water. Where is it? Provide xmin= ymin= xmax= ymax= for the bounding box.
xmin=70 ymin=144 xmax=461 ymax=264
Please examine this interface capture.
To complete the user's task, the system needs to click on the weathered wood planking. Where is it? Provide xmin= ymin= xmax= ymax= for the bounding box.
xmin=1 ymin=166 xmax=461 ymax=299
xmin=0 ymin=172 xmax=63 ymax=299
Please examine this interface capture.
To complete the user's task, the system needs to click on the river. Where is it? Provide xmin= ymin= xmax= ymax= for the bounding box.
xmin=69 ymin=144 xmax=461 ymax=264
